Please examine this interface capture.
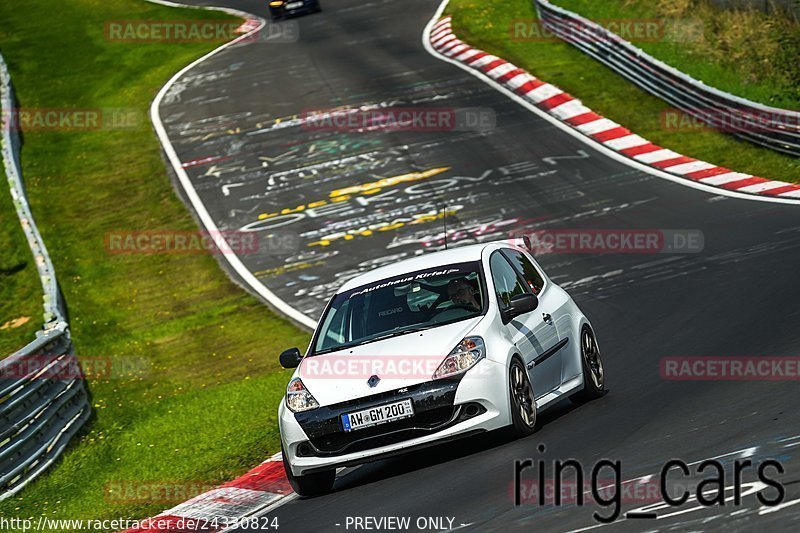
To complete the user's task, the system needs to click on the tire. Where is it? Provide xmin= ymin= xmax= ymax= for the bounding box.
xmin=508 ymin=357 xmax=537 ymax=437
xmin=570 ymin=325 xmax=605 ymax=403
xmin=282 ymin=445 xmax=335 ymax=497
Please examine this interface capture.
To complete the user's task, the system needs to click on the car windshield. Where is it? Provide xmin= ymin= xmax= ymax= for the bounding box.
xmin=313 ymin=261 xmax=485 ymax=354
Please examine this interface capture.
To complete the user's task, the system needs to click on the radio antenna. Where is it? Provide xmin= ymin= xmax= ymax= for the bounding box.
xmin=441 ymin=203 xmax=448 ymax=250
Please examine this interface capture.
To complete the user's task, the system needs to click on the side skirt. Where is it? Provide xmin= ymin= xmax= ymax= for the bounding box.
xmin=535 ymin=374 xmax=583 ymax=410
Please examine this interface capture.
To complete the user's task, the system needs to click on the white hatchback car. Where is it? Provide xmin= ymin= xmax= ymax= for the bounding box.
xmin=278 ymin=241 xmax=605 ymax=495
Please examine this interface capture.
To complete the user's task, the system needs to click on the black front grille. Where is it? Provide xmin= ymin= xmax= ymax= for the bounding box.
xmin=310 ymin=405 xmax=457 ymax=454
xmin=294 ymin=378 xmax=463 ymax=456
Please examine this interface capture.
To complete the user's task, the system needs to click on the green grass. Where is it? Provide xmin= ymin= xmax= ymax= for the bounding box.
xmin=0 ymin=164 xmax=43 ymax=354
xmin=447 ymin=0 xmax=800 ymax=183
xmin=0 ymin=0 xmax=309 ymax=528
xmin=554 ymin=0 xmax=800 ymax=109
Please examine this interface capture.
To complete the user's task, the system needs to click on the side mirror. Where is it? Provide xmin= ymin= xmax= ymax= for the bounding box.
xmin=279 ymin=347 xmax=303 ymax=368
xmin=503 ymin=293 xmax=538 ymax=323
xmin=522 ymin=235 xmax=532 ymax=252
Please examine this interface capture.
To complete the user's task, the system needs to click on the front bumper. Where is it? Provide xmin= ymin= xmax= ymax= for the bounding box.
xmin=279 ymin=358 xmax=509 ymax=476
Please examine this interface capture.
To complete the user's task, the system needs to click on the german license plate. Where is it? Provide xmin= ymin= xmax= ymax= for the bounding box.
xmin=341 ymin=399 xmax=414 ymax=432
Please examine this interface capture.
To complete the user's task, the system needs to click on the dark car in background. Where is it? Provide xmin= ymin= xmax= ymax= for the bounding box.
xmin=268 ymin=0 xmax=321 ymax=20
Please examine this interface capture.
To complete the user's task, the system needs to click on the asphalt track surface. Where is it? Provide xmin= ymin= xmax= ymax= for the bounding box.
xmin=157 ymin=0 xmax=800 ymax=530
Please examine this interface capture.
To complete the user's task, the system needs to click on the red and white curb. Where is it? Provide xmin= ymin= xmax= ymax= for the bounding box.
xmin=235 ymin=18 xmax=262 ymax=34
xmin=124 ymin=453 xmax=292 ymax=532
xmin=428 ymin=14 xmax=800 ymax=202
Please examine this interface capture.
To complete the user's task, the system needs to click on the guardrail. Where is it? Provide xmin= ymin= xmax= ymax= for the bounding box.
xmin=534 ymin=0 xmax=800 ymax=157
xmin=0 ymin=53 xmax=91 ymax=499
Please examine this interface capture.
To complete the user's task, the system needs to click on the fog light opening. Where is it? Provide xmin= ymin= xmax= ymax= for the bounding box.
xmin=297 ymin=442 xmax=313 ymax=457
xmin=461 ymin=403 xmax=485 ymax=419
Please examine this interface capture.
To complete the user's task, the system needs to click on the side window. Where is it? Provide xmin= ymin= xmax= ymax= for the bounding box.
xmin=489 ymin=252 xmax=528 ymax=310
xmin=502 ymin=249 xmax=545 ymax=295
xmin=317 ymin=298 xmax=351 ymax=350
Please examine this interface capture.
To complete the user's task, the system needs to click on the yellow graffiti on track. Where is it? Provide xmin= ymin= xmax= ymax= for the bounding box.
xmin=256 ymin=167 xmax=450 ymax=221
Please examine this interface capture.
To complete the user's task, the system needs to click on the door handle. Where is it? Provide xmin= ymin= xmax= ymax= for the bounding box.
xmin=542 ymin=313 xmax=552 ymax=323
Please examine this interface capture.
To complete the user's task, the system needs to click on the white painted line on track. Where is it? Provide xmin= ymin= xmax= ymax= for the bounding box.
xmin=146 ymin=0 xmax=317 ymax=331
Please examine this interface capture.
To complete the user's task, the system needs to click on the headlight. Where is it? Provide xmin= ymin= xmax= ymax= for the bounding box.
xmin=269 ymin=1 xmax=284 ymax=7
xmin=285 ymin=377 xmax=319 ymax=412
xmin=433 ymin=337 xmax=485 ymax=379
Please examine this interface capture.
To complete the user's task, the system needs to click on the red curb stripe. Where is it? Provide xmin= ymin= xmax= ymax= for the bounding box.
xmin=620 ymin=143 xmax=662 ymax=157
xmin=721 ymin=176 xmax=769 ymax=190
xmin=433 ymin=34 xmax=455 ymax=46
xmin=441 ymin=40 xmax=464 ymax=54
xmin=539 ymin=92 xmax=574 ymax=110
xmin=452 ymin=48 xmax=480 ymax=60
xmin=514 ymin=79 xmax=546 ymax=95
xmin=223 ymin=461 xmax=292 ymax=494
xmin=480 ymin=58 xmax=508 ymax=74
xmin=439 ymin=37 xmax=462 ymax=52
xmin=496 ymin=68 xmax=526 ymax=84
xmin=651 ymin=156 xmax=696 ymax=169
xmin=565 ymin=112 xmax=603 ymax=126
xmin=440 ymin=42 xmax=464 ymax=55
xmin=684 ymin=166 xmax=731 ymax=180
xmin=432 ymin=22 xmax=451 ymax=33
xmin=432 ymin=32 xmax=455 ymax=45
xmin=464 ymin=51 xmax=489 ymax=65
xmin=592 ymin=126 xmax=632 ymax=142
xmin=763 ymin=184 xmax=800 ymax=196
xmin=444 ymin=43 xmax=470 ymax=56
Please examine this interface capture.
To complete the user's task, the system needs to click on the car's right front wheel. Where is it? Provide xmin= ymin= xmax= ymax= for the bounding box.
xmin=282 ymin=446 xmax=335 ymax=497
xmin=570 ymin=325 xmax=605 ymax=403
xmin=509 ymin=357 xmax=537 ymax=437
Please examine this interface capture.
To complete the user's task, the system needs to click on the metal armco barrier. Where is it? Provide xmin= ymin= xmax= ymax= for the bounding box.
xmin=0 ymin=53 xmax=91 ymax=499
xmin=535 ymin=0 xmax=800 ymax=157
xmin=0 ymin=324 xmax=90 ymax=498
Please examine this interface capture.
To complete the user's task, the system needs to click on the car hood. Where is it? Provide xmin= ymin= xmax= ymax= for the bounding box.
xmin=296 ymin=317 xmax=483 ymax=406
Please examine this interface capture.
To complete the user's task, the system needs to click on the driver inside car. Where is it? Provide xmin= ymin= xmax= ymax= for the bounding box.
xmin=447 ymin=278 xmax=481 ymax=311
